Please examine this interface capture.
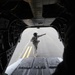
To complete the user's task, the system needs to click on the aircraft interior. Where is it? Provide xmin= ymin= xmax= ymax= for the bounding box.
xmin=0 ymin=0 xmax=75 ymax=75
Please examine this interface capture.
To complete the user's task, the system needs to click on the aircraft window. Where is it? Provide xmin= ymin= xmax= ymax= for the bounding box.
xmin=8 ymin=27 xmax=64 ymax=66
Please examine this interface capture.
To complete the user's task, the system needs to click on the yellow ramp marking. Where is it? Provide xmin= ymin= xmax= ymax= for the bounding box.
xmin=26 ymin=46 xmax=32 ymax=58
xmin=22 ymin=46 xmax=30 ymax=58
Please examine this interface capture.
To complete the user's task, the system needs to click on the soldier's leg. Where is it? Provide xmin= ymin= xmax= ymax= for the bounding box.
xmin=32 ymin=43 xmax=36 ymax=57
xmin=35 ymin=44 xmax=37 ymax=57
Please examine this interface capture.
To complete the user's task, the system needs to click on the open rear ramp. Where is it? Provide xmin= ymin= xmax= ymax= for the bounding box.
xmin=6 ymin=57 xmax=62 ymax=75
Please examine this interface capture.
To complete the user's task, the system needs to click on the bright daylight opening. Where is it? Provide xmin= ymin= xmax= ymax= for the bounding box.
xmin=8 ymin=27 xmax=64 ymax=66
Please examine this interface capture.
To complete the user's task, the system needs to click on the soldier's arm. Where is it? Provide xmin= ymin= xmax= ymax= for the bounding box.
xmin=38 ymin=33 xmax=46 ymax=38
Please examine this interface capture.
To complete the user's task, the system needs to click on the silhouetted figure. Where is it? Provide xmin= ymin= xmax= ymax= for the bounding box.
xmin=31 ymin=32 xmax=46 ymax=56
xmin=52 ymin=0 xmax=75 ymax=75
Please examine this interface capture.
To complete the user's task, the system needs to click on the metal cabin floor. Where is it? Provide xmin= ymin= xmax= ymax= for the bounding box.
xmin=11 ymin=57 xmax=61 ymax=75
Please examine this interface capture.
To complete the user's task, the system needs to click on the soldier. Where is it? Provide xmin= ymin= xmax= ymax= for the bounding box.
xmin=31 ymin=32 xmax=46 ymax=56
